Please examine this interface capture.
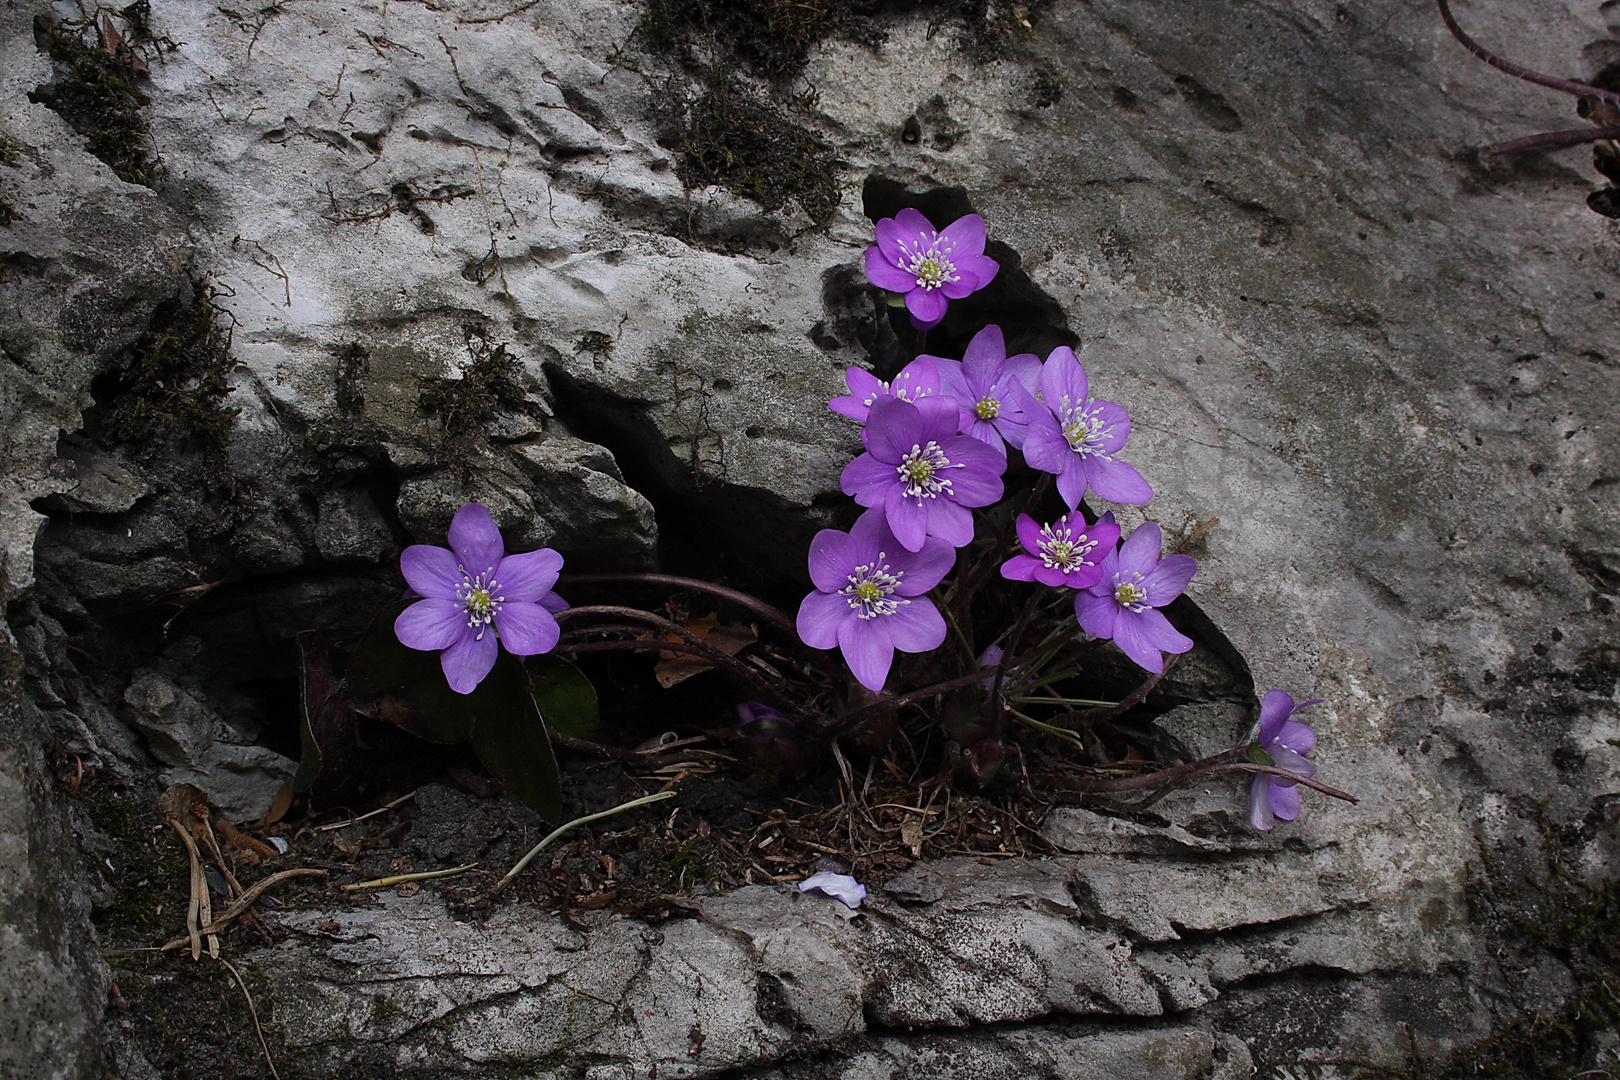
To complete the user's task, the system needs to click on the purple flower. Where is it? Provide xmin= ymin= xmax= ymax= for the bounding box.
xmin=864 ymin=208 xmax=1000 ymax=330
xmin=1000 ymin=510 xmax=1121 ymax=590
xmin=934 ymin=325 xmax=1042 ymax=454
xmin=1074 ymin=519 xmax=1196 ymax=673
xmin=736 ymin=701 xmax=791 ymax=727
xmin=394 ymin=503 xmax=567 ymax=694
xmin=1248 ymin=691 xmax=1321 ymax=832
xmin=796 ymin=509 xmax=954 ymax=691
xmin=1022 ymin=346 xmax=1153 ymax=508
xmin=829 ymin=357 xmax=941 ymax=424
xmin=798 ymin=870 xmax=866 ymax=909
xmin=840 ymin=396 xmax=1006 ymax=552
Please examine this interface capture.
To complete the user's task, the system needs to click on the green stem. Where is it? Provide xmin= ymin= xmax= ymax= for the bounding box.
xmin=496 ymin=791 xmax=677 ymax=891
xmin=1007 ymin=708 xmax=1088 ymax=751
xmin=1012 ymin=695 xmax=1118 ymax=709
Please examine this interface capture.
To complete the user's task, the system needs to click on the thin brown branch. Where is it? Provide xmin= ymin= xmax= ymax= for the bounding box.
xmin=1437 ymin=0 xmax=1620 ymax=106
xmin=559 ymin=573 xmax=797 ymax=637
xmin=555 ymin=605 xmax=791 ymax=706
xmin=1487 ymin=125 xmax=1620 ymax=154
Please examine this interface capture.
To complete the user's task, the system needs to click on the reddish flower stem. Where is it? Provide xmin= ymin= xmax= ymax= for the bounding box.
xmin=1437 ymin=0 xmax=1620 ymax=106
xmin=560 ymin=573 xmax=796 ymax=637
xmin=1488 ymin=125 xmax=1620 ymax=154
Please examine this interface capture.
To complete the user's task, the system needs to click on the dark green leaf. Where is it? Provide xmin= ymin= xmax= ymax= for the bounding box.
xmin=468 ymin=655 xmax=563 ymax=822
xmin=345 ymin=601 xmax=477 ymax=743
xmin=1246 ymin=741 xmax=1275 ymax=767
xmin=525 ymin=654 xmax=599 ymax=740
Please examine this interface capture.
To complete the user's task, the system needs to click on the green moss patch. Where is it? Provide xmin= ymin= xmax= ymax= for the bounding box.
xmin=665 ymin=79 xmax=842 ymax=225
xmin=94 ymin=280 xmax=241 ymax=454
xmin=416 ymin=329 xmax=534 ymax=445
xmin=29 ymin=16 xmax=158 ymax=187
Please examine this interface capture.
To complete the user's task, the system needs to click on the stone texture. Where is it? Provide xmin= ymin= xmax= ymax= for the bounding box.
xmin=5 ymin=0 xmax=1620 ymax=1074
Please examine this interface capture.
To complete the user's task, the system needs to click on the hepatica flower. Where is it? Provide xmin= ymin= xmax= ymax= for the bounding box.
xmin=1023 ymin=347 xmax=1153 ymax=508
xmin=829 ymin=356 xmax=941 ymax=424
xmin=395 ymin=503 xmax=566 ymax=694
xmin=1000 ymin=510 xmax=1121 ymax=590
xmin=934 ymin=324 xmax=1042 ymax=454
xmin=864 ymin=208 xmax=1000 ymax=330
xmin=796 ymin=509 xmax=954 ymax=691
xmin=1075 ymin=519 xmax=1196 ymax=673
xmin=1248 ymin=691 xmax=1321 ymax=832
xmin=840 ymin=396 xmax=1005 ymax=552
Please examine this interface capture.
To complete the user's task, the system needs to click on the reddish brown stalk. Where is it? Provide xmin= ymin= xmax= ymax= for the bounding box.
xmin=1488 ymin=126 xmax=1620 ymax=154
xmin=560 ymin=573 xmax=796 ymax=636
xmin=555 ymin=605 xmax=791 ymax=706
xmin=827 ymin=669 xmax=1003 ymax=738
xmin=1055 ymin=747 xmax=1357 ymax=805
xmin=1437 ymin=0 xmax=1620 ymax=107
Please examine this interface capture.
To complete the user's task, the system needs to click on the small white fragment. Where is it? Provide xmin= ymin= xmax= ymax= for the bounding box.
xmin=268 ymin=836 xmax=290 ymax=855
xmin=798 ymin=871 xmax=866 ymax=910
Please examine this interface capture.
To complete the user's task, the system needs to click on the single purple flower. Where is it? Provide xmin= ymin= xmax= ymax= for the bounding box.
xmin=934 ymin=325 xmax=1042 ymax=454
xmin=840 ymin=396 xmax=1006 ymax=552
xmin=796 ymin=509 xmax=954 ymax=691
xmin=1022 ymin=346 xmax=1153 ymax=508
xmin=1074 ymin=519 xmax=1195 ymax=673
xmin=798 ymin=870 xmax=866 ymax=909
xmin=1000 ymin=510 xmax=1122 ymax=589
xmin=1248 ymin=691 xmax=1322 ymax=832
xmin=736 ymin=701 xmax=792 ymax=727
xmin=394 ymin=503 xmax=566 ymax=694
xmin=864 ymin=208 xmax=1000 ymax=330
xmin=829 ymin=357 xmax=941 ymax=424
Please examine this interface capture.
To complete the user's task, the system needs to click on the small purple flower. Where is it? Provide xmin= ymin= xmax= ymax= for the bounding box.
xmin=796 ymin=509 xmax=954 ymax=691
xmin=1074 ymin=519 xmax=1196 ymax=673
xmin=839 ymin=396 xmax=1006 ymax=552
xmin=934 ymin=325 xmax=1042 ymax=455
xmin=798 ymin=871 xmax=866 ymax=909
xmin=864 ymin=208 xmax=1000 ymax=330
xmin=395 ymin=503 xmax=567 ymax=694
xmin=1022 ymin=346 xmax=1153 ymax=508
xmin=1248 ymin=691 xmax=1321 ymax=832
xmin=1000 ymin=510 xmax=1121 ymax=590
xmin=829 ymin=357 xmax=941 ymax=424
xmin=736 ymin=701 xmax=791 ymax=727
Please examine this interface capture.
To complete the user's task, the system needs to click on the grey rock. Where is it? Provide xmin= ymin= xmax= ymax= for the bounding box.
xmin=40 ymin=445 xmax=149 ymax=515
xmin=1152 ymin=701 xmax=1252 ymax=763
xmin=313 ymin=486 xmax=394 ymax=563
xmin=1042 ymin=806 xmax=1231 ymax=855
xmin=122 ymin=670 xmax=295 ymax=821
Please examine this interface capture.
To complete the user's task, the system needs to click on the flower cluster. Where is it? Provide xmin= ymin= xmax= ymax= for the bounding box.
xmin=802 ymin=274 xmax=1193 ymax=689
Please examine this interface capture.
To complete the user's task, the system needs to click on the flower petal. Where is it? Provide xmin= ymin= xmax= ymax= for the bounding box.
xmin=958 ymin=254 xmax=1000 ymax=289
xmin=1085 ymin=455 xmax=1154 ymax=505
xmin=874 ymin=214 xmax=912 ymax=262
xmin=846 ymin=507 xmax=892 ymax=564
xmin=892 ymin=357 xmax=942 ymax=402
xmin=914 ymin=393 xmax=963 ymax=438
xmin=938 ymin=213 xmax=987 ymax=259
xmin=1112 ymin=612 xmax=1165 ymax=673
xmin=1249 ymin=775 xmax=1275 ymax=832
xmin=939 ymin=268 xmax=981 ymax=300
xmin=1075 ymin=590 xmax=1119 ymax=640
xmin=1012 ymin=513 xmax=1043 ymax=554
xmin=496 ymin=548 xmax=564 ymax=602
xmin=1054 ymin=459 xmax=1087 ymax=509
xmin=1090 ymin=400 xmax=1132 ymax=454
xmin=1267 ymin=780 xmax=1302 ymax=822
xmin=961 ymin=324 xmax=1006 ymax=374
xmin=1276 ymin=719 xmax=1318 ymax=757
xmin=885 ymin=488 xmax=930 ymax=552
xmin=924 ymin=497 xmax=975 ymax=548
xmin=1020 ymin=415 xmax=1069 ymax=474
xmin=893 ymin=207 xmax=936 ymax=243
xmin=539 ymin=591 xmax=569 ymax=615
xmin=893 ymin=535 xmax=957 ymax=594
xmin=1040 ymin=347 xmax=1088 ymax=408
xmin=905 ymin=287 xmax=947 ymax=326
xmin=1000 ymin=553 xmax=1042 ymax=582
xmin=1134 ymin=607 xmax=1195 ymax=654
xmin=885 ymin=597 xmax=947 ymax=652
xmin=838 ymin=616 xmax=894 ymax=691
xmin=401 ymin=545 xmax=464 ymax=600
xmin=493 ymin=601 xmax=560 ymax=656
xmin=841 ymin=452 xmax=896 ymax=507
xmin=441 ymin=629 xmax=499 ymax=694
xmin=799 ymin=871 xmax=866 ymax=909
xmin=865 ymin=245 xmax=917 ymax=292
xmin=865 ymin=397 xmax=925 ymax=464
xmin=807 ymin=527 xmax=856 ymax=593
xmin=1257 ymin=689 xmax=1296 ymax=745
xmin=1116 ymin=522 xmax=1164 ymax=577
xmin=1270 ymin=743 xmax=1317 ymax=779
xmin=939 ymin=437 xmax=1006 ymax=506
xmin=448 ymin=503 xmax=506 ymax=577
xmin=797 ymin=589 xmax=848 ymax=650
xmin=396 ymin=599 xmax=470 ymax=652
xmin=1143 ymin=554 xmax=1198 ymax=605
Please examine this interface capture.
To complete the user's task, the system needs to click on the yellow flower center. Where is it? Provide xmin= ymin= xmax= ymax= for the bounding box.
xmin=974 ymin=396 xmax=1000 ymax=420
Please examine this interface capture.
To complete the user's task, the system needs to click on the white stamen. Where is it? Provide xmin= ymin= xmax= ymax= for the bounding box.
xmin=974 ymin=395 xmax=1000 ymax=421
xmin=895 ymin=441 xmax=959 ymax=499
xmin=455 ymin=566 xmax=505 ymax=639
xmin=1038 ymin=522 xmax=1099 ymax=574
xmin=1112 ymin=572 xmax=1148 ymax=612
xmin=842 ymin=554 xmax=907 ymax=620
xmin=1057 ymin=395 xmax=1112 ymax=457
xmin=898 ymin=235 xmax=960 ymax=292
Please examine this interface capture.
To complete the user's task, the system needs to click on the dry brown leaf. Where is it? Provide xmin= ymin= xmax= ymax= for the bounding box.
xmin=651 ymin=613 xmax=757 ymax=687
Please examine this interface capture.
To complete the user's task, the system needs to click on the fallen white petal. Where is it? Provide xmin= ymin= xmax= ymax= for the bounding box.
xmin=798 ymin=871 xmax=866 ymax=909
